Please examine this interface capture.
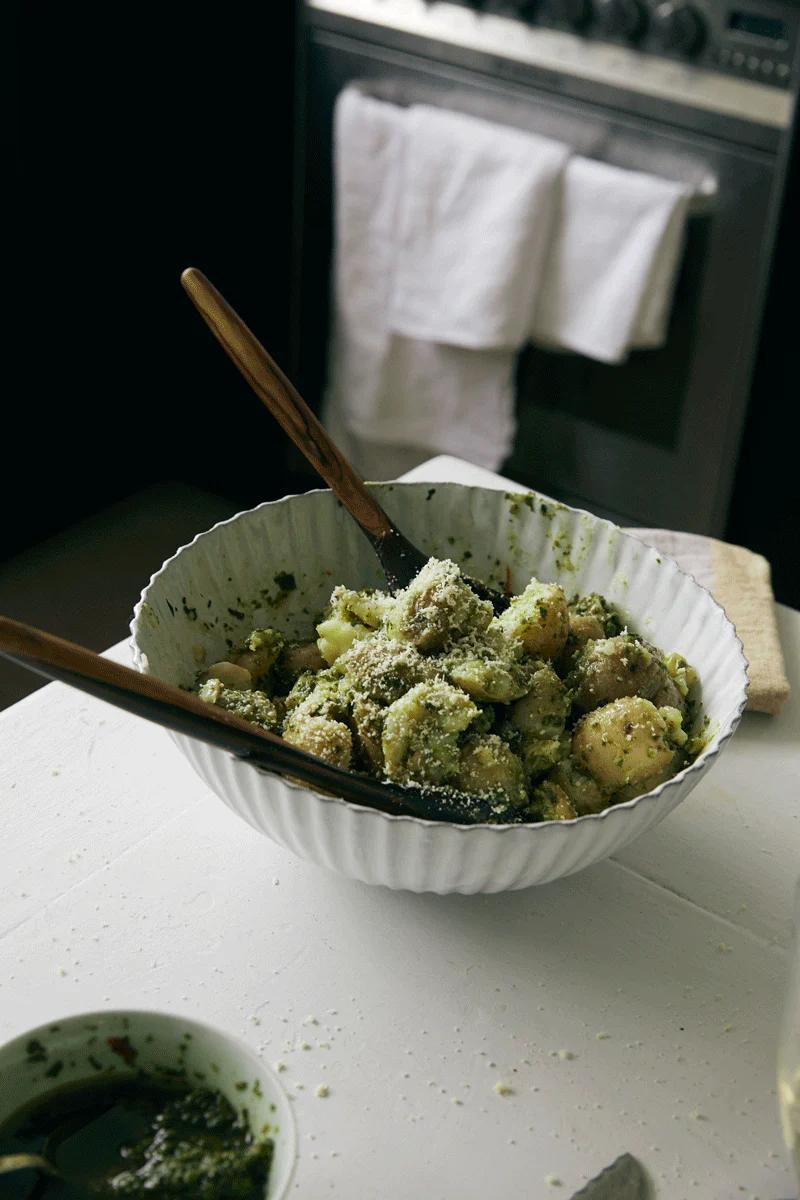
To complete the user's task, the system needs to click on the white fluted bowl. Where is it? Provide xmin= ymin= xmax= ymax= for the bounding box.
xmin=130 ymin=482 xmax=747 ymax=893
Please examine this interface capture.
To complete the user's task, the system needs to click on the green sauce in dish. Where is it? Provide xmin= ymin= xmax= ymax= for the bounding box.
xmin=0 ymin=1077 xmax=273 ymax=1199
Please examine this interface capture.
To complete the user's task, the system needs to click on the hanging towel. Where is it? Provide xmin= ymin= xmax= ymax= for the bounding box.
xmin=322 ymin=87 xmax=567 ymax=477
xmin=531 ymin=157 xmax=691 ymax=364
xmin=324 ymin=341 xmax=517 ymax=481
xmin=387 ymin=105 xmax=570 ymax=350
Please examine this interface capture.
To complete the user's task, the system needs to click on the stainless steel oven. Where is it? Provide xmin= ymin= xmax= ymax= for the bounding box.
xmin=292 ymin=0 xmax=798 ymax=533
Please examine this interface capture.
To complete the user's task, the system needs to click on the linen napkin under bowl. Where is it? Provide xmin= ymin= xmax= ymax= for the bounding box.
xmin=633 ymin=527 xmax=790 ymax=715
xmin=531 ymin=156 xmax=691 ymax=364
xmin=322 ymin=87 xmax=569 ymax=477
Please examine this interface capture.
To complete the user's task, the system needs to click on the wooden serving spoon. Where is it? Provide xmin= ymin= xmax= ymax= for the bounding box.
xmin=0 ymin=1104 xmax=146 ymax=1190
xmin=0 ymin=616 xmax=512 ymax=826
xmin=0 ymin=1150 xmax=102 ymax=1191
xmin=0 ymin=1151 xmax=59 ymax=1177
xmin=0 ymin=1108 xmax=114 ymax=1188
xmin=180 ymin=267 xmax=508 ymax=610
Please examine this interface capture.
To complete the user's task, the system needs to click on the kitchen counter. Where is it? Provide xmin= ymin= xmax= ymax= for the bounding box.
xmin=1 ymin=456 xmax=798 ymax=1198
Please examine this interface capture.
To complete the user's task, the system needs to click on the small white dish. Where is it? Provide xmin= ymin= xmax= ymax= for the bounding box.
xmin=0 ymin=1009 xmax=296 ymax=1198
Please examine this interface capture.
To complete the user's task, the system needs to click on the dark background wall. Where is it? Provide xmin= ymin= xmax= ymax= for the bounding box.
xmin=7 ymin=2 xmax=798 ymax=607
xmin=724 ymin=120 xmax=798 ymax=608
xmin=9 ymin=3 xmax=300 ymax=560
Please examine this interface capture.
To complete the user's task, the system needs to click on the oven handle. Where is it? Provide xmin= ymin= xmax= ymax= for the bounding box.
xmin=349 ymin=80 xmax=718 ymax=216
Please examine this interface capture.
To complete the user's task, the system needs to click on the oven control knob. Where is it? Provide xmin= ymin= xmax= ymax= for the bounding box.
xmin=547 ymin=0 xmax=592 ymax=30
xmin=651 ymin=1 xmax=706 ymax=54
xmin=594 ymin=0 xmax=647 ymax=39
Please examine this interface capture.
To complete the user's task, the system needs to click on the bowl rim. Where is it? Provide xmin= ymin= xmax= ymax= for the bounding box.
xmin=130 ymin=480 xmax=749 ymax=835
xmin=0 ymin=1006 xmax=298 ymax=1200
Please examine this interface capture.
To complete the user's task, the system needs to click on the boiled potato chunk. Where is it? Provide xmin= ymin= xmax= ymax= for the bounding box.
xmin=279 ymin=639 xmax=327 ymax=681
xmin=336 ymin=635 xmax=436 ymax=705
xmin=233 ymin=627 xmax=284 ymax=684
xmin=546 ymin=757 xmax=610 ymax=816
xmin=316 ymin=616 xmax=371 ymax=665
xmin=198 ymin=678 xmax=281 ymax=731
xmin=344 ymin=588 xmax=395 ymax=630
xmin=203 ymin=661 xmax=253 ymax=691
xmin=283 ymin=713 xmax=353 ymax=769
xmin=387 ymin=558 xmax=493 ymax=653
xmin=316 ymin=584 xmax=393 ymax=665
xmin=557 ymin=593 xmax=623 ymax=672
xmin=456 ymin=735 xmax=527 ymax=806
xmin=284 ymin=669 xmax=350 ymax=723
xmin=530 ymin=780 xmax=578 ymax=822
xmin=382 ymin=681 xmax=478 ymax=786
xmin=651 ymin=651 xmax=699 ymax=715
xmin=506 ymin=663 xmax=571 ymax=779
xmin=496 ymin=579 xmax=568 ymax=660
xmin=517 ymin=729 xmax=570 ymax=779
xmin=443 ymin=628 xmax=532 ymax=703
xmin=568 ymin=634 xmax=671 ymax=713
xmin=350 ymin=696 xmax=386 ymax=773
xmin=572 ymin=696 xmax=680 ymax=792
xmin=508 ymin=664 xmax=570 ymax=737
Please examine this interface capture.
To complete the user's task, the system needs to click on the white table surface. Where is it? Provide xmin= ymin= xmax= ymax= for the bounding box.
xmin=1 ymin=455 xmax=798 ymax=1199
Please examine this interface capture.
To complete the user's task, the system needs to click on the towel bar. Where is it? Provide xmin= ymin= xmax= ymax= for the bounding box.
xmin=349 ymin=80 xmax=719 ymax=216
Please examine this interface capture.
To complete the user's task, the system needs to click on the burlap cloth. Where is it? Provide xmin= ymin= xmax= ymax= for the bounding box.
xmin=628 ymin=528 xmax=790 ymax=715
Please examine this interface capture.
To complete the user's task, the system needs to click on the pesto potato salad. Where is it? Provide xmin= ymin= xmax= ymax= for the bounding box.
xmin=195 ymin=558 xmax=702 ymax=823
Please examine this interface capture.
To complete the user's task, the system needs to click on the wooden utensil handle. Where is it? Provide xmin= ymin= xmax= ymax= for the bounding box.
xmin=0 ymin=616 xmax=428 ymax=818
xmin=180 ymin=267 xmax=393 ymax=542
xmin=0 ymin=1153 xmax=59 ymax=1177
xmin=0 ymin=615 xmax=289 ymax=750
xmin=0 ymin=617 xmax=510 ymax=825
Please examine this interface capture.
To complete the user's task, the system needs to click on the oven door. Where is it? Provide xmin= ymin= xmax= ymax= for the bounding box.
xmin=294 ymin=28 xmax=778 ymax=533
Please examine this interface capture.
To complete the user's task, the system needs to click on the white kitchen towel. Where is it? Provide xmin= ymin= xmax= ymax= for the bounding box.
xmin=531 ymin=157 xmax=691 ymax=363
xmin=322 ymin=87 xmax=527 ymax=475
xmin=387 ymin=105 xmax=570 ymax=350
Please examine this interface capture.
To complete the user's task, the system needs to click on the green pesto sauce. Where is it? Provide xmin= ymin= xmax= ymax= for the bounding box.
xmin=0 ymin=1078 xmax=273 ymax=1200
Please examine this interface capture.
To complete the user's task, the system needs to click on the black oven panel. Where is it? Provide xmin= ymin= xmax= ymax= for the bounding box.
xmin=707 ymin=5 xmax=794 ymax=85
xmin=299 ymin=1 xmax=796 ymax=532
xmin=479 ymin=0 xmax=796 ymax=83
xmin=452 ymin=0 xmax=798 ymax=83
xmin=307 ymin=0 xmax=797 ymax=135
